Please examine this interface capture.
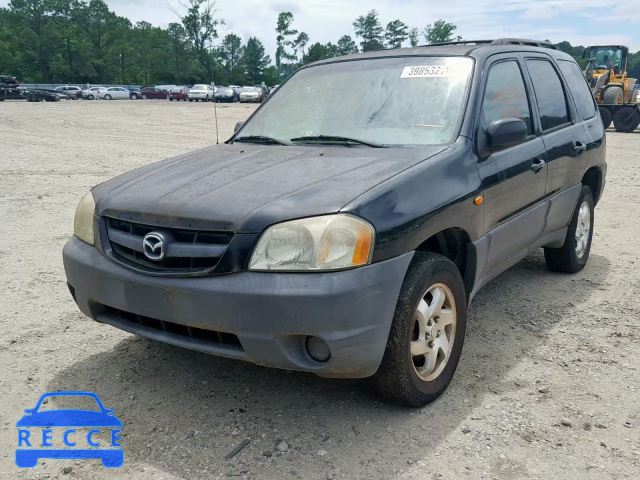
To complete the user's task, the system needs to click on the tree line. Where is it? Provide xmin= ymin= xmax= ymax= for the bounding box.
xmin=1 ymin=1 xmax=639 ymax=86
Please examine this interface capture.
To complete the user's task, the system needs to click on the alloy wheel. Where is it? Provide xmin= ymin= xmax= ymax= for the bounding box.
xmin=410 ymin=283 xmax=457 ymax=381
xmin=575 ymin=200 xmax=591 ymax=258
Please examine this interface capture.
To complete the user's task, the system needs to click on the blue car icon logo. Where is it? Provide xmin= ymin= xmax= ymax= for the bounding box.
xmin=16 ymin=391 xmax=123 ymax=468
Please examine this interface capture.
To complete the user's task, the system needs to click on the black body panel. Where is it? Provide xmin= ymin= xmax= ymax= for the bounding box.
xmin=88 ymin=43 xmax=607 ymax=296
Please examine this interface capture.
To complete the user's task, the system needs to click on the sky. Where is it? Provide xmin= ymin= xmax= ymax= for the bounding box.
xmin=2 ymin=0 xmax=639 ymax=56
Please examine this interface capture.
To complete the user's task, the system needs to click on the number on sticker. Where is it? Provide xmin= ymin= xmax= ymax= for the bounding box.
xmin=401 ymin=66 xmax=451 ymax=79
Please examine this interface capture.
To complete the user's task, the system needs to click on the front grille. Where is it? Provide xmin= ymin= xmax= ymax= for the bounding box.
xmin=103 ymin=305 xmax=243 ymax=349
xmin=104 ymin=217 xmax=233 ymax=275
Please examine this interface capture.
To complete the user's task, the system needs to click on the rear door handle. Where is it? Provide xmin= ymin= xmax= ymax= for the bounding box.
xmin=531 ymin=158 xmax=546 ymax=173
xmin=573 ymin=142 xmax=587 ymax=154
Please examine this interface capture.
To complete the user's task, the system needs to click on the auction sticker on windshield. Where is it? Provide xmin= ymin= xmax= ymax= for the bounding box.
xmin=401 ymin=66 xmax=452 ymax=78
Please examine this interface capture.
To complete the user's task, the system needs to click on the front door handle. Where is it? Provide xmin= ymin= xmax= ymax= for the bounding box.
xmin=573 ymin=142 xmax=587 ymax=155
xmin=531 ymin=158 xmax=546 ymax=173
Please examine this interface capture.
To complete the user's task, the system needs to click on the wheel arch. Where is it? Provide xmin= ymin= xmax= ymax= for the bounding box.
xmin=582 ymin=167 xmax=603 ymax=205
xmin=414 ymin=227 xmax=476 ymax=298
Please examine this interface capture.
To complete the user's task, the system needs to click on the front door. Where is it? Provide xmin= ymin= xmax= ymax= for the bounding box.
xmin=476 ymin=56 xmax=548 ymax=277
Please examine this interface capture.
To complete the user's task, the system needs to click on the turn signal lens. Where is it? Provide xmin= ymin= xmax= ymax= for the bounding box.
xmin=249 ymin=215 xmax=375 ymax=271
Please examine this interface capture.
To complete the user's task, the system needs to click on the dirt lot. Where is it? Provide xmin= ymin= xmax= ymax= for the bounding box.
xmin=0 ymin=100 xmax=638 ymax=480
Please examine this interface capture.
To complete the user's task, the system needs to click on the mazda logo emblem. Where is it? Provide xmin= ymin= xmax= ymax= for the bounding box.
xmin=142 ymin=232 xmax=165 ymax=261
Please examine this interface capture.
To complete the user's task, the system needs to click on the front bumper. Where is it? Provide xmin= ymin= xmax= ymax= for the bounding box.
xmin=63 ymin=237 xmax=413 ymax=378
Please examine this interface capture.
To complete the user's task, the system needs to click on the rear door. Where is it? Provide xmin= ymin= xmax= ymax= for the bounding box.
xmin=523 ymin=56 xmax=590 ymax=195
xmin=522 ymin=55 xmax=591 ymax=235
xmin=476 ymin=55 xmax=549 ymax=276
xmin=114 ymin=87 xmax=127 ymax=99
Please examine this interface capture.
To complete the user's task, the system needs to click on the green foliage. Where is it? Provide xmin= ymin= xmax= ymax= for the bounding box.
xmin=242 ymin=36 xmax=270 ymax=84
xmin=353 ymin=10 xmax=384 ymax=52
xmin=408 ymin=27 xmax=420 ymax=48
xmin=3 ymin=4 xmax=635 ymax=89
xmin=275 ymin=11 xmax=297 ymax=73
xmin=304 ymin=42 xmax=334 ymax=64
xmin=384 ymin=20 xmax=408 ymax=49
xmin=423 ymin=19 xmax=461 ymax=44
xmin=336 ymin=35 xmax=358 ymax=56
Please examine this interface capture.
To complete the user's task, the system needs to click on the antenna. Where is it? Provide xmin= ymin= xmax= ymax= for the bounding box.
xmin=212 ymin=81 xmax=219 ymax=144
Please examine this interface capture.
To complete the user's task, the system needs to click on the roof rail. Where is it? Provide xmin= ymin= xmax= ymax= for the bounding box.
xmin=418 ymin=38 xmax=557 ymax=50
xmin=490 ymin=38 xmax=557 ymax=49
xmin=420 ymin=40 xmax=494 ymax=47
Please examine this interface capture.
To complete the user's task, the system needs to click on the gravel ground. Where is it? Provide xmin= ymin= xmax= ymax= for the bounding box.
xmin=0 ymin=100 xmax=638 ymax=480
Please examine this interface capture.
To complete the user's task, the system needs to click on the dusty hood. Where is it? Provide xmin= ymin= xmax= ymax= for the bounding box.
xmin=93 ymin=143 xmax=447 ymax=233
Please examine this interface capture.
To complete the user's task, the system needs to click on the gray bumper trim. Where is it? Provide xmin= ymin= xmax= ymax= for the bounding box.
xmin=63 ymin=237 xmax=413 ymax=378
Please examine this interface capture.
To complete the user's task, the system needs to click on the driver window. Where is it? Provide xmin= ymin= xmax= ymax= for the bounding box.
xmin=482 ymin=61 xmax=533 ymax=135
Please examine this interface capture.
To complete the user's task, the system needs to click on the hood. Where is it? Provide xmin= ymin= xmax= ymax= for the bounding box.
xmin=93 ymin=143 xmax=448 ymax=233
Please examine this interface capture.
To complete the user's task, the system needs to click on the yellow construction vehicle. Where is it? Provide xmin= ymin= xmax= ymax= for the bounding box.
xmin=584 ymin=45 xmax=639 ymax=132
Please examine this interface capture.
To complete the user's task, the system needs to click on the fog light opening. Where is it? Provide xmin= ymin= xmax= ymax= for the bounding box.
xmin=305 ymin=336 xmax=331 ymax=363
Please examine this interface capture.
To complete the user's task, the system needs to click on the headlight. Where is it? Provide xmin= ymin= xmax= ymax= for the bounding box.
xmin=73 ymin=191 xmax=95 ymax=245
xmin=249 ymin=214 xmax=375 ymax=271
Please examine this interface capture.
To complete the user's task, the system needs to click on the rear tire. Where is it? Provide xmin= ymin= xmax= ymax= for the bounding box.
xmin=104 ymin=94 xmax=112 ymax=100
xmin=603 ymin=86 xmax=624 ymax=105
xmin=613 ymin=106 xmax=640 ymax=132
xmin=369 ymin=252 xmax=467 ymax=407
xmin=544 ymin=185 xmax=594 ymax=273
xmin=599 ymin=107 xmax=612 ymax=130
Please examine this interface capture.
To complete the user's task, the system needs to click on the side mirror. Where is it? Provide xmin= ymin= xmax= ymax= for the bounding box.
xmin=234 ymin=121 xmax=244 ymax=133
xmin=486 ymin=118 xmax=527 ymax=149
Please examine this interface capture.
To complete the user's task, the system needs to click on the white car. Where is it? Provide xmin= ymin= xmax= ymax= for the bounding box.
xmin=239 ymin=87 xmax=262 ymax=103
xmin=81 ymin=86 xmax=105 ymax=100
xmin=54 ymin=85 xmax=82 ymax=98
xmin=188 ymin=84 xmax=213 ymax=102
xmin=97 ymin=87 xmax=131 ymax=100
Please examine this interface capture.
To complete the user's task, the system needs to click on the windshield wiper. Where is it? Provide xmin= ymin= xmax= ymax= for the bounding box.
xmin=290 ymin=135 xmax=388 ymax=148
xmin=234 ymin=135 xmax=290 ymax=146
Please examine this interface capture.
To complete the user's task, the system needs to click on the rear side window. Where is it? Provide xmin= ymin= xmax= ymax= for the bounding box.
xmin=525 ymin=60 xmax=570 ymax=131
xmin=482 ymin=60 xmax=533 ymax=134
xmin=558 ymin=60 xmax=597 ymax=120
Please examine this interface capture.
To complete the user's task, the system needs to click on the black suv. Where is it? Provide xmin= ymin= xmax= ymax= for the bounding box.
xmin=63 ymin=39 xmax=606 ymax=407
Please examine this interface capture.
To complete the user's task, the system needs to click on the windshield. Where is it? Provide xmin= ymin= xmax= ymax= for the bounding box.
xmin=588 ymin=47 xmax=624 ymax=71
xmin=237 ymin=56 xmax=473 ymax=146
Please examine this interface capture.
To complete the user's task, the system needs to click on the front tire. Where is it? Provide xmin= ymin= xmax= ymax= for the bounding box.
xmin=544 ymin=185 xmax=594 ymax=273
xmin=104 ymin=94 xmax=112 ymax=100
xmin=370 ymin=252 xmax=467 ymax=407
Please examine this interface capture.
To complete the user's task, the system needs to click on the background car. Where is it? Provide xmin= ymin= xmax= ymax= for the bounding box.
xmin=214 ymin=86 xmax=237 ymax=103
xmin=130 ymin=86 xmax=168 ymax=100
xmin=239 ymin=87 xmax=261 ymax=103
xmin=255 ymin=84 xmax=270 ymax=101
xmin=81 ymin=86 xmax=105 ymax=100
xmin=54 ymin=85 xmax=82 ymax=99
xmin=188 ymin=84 xmax=213 ymax=102
xmin=169 ymin=86 xmax=189 ymax=101
xmin=97 ymin=87 xmax=130 ymax=100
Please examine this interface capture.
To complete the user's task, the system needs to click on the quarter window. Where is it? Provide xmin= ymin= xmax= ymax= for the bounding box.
xmin=526 ymin=60 xmax=570 ymax=131
xmin=558 ymin=60 xmax=597 ymax=120
xmin=482 ymin=61 xmax=533 ymax=134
